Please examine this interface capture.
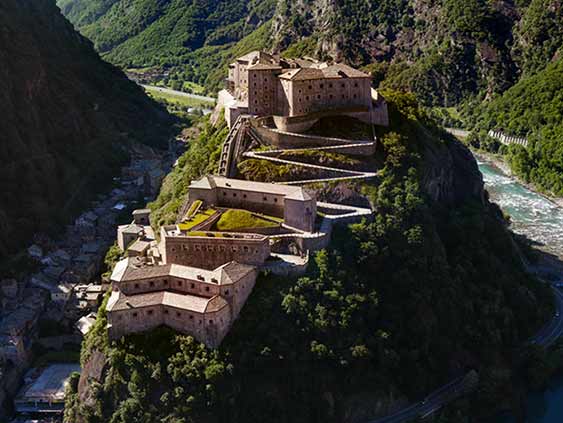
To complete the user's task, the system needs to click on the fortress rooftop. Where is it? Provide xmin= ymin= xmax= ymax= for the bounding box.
xmin=107 ymin=290 xmax=228 ymax=314
xmin=111 ymin=257 xmax=255 ymax=285
xmin=189 ymin=175 xmax=313 ymax=200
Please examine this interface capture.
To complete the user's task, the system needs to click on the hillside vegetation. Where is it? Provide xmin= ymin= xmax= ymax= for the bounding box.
xmin=58 ymin=0 xmax=563 ymax=106
xmin=0 ymin=0 xmax=172 ymax=265
xmin=67 ymin=92 xmax=552 ymax=423
xmin=467 ymin=58 xmax=563 ymax=196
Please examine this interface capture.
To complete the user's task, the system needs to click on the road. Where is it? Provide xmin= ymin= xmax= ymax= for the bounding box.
xmin=141 ymin=85 xmax=216 ymax=103
xmin=529 ymin=286 xmax=563 ymax=347
xmin=368 ymin=286 xmax=563 ymax=423
xmin=445 ymin=128 xmax=470 ymax=138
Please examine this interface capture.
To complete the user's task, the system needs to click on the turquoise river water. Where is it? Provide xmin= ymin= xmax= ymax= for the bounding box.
xmin=477 ymin=159 xmax=563 ymax=423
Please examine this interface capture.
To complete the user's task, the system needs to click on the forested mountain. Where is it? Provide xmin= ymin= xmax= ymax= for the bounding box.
xmin=0 ymin=0 xmax=172 ymax=263
xmin=58 ymin=0 xmax=563 ymax=105
xmin=468 ymin=58 xmax=563 ymax=196
xmin=66 ymin=93 xmax=552 ymax=423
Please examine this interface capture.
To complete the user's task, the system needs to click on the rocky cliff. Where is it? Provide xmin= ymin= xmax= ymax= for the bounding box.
xmin=0 ymin=0 xmax=172 ymax=262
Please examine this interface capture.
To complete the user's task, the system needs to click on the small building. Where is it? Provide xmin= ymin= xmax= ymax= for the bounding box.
xmin=116 ymin=223 xmax=144 ymax=251
xmin=75 ymin=313 xmax=97 ymax=335
xmin=14 ymin=364 xmax=80 ymax=415
xmin=132 ymin=209 xmax=151 ymax=226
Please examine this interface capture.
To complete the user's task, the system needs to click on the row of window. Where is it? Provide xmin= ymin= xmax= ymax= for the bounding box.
xmin=119 ymin=309 xmax=223 ymax=326
xmin=221 ymin=190 xmax=279 ymax=203
xmin=170 ymin=245 xmax=261 ymax=254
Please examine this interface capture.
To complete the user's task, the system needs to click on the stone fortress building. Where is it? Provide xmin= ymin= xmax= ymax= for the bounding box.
xmin=107 ymin=54 xmax=380 ymax=348
xmin=188 ymin=175 xmax=316 ymax=232
xmin=109 ymin=177 xmax=319 ymax=346
xmin=220 ymin=51 xmax=389 ymax=131
xmin=106 ymin=258 xmax=256 ymax=347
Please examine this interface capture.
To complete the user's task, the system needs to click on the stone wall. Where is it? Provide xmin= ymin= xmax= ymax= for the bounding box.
xmin=163 ymin=233 xmax=270 ymax=269
xmin=107 ymin=300 xmax=232 ymax=348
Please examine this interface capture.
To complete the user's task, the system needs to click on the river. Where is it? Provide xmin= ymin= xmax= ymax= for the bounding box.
xmin=477 ymin=159 xmax=563 ymax=423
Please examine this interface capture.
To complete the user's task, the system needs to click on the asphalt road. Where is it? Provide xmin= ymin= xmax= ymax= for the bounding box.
xmin=141 ymin=84 xmax=216 ymax=103
xmin=369 ymin=286 xmax=563 ymax=423
xmin=529 ymin=286 xmax=563 ymax=347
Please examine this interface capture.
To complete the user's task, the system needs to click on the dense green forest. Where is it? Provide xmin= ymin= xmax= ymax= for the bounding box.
xmin=65 ymin=92 xmax=552 ymax=423
xmin=466 ymin=58 xmax=563 ymax=196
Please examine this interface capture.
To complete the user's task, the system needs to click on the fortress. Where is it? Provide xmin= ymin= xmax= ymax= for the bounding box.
xmin=106 ymin=53 xmax=381 ymax=347
xmin=106 ymin=258 xmax=256 ymax=347
xmin=220 ymin=51 xmax=388 ymax=132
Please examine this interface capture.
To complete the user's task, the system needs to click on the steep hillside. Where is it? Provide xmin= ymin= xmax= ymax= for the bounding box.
xmin=66 ymin=93 xmax=551 ymax=423
xmin=0 ymin=0 xmax=172 ymax=262
xmin=58 ymin=0 xmax=563 ymax=105
xmin=57 ymin=0 xmax=276 ymax=90
xmin=468 ymin=58 xmax=563 ymax=196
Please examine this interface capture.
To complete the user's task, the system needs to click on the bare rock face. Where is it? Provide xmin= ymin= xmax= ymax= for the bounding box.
xmin=422 ymin=134 xmax=485 ymax=206
xmin=0 ymin=0 xmax=172 ymax=259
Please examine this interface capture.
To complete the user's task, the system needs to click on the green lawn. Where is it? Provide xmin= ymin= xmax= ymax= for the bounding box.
xmin=178 ymin=208 xmax=216 ymax=231
xmin=214 ymin=209 xmax=279 ymax=231
xmin=143 ymin=86 xmax=215 ymax=108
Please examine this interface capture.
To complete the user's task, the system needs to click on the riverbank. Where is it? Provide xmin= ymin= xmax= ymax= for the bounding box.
xmin=472 ymin=150 xmax=563 ymax=209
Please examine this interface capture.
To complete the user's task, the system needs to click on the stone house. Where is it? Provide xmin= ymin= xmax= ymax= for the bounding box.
xmin=106 ymin=258 xmax=257 ymax=347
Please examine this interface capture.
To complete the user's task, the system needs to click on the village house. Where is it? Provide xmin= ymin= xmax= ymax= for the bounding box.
xmin=106 ymin=257 xmax=257 ymax=347
xmin=220 ymin=51 xmax=389 ymax=131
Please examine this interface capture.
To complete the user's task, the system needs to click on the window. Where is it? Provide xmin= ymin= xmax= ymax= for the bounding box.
xmin=176 ymin=312 xmax=182 ymax=317
xmin=163 ymin=280 xmax=168 ymax=285
xmin=341 ymin=83 xmax=345 ymax=88
xmin=209 ymin=320 xmax=214 ymax=324
xmin=320 ymin=84 xmax=324 ymax=88
xmin=243 ymin=246 xmax=249 ymax=252
xmin=205 ymin=286 xmax=210 ymax=292
xmin=274 ymin=198 xmax=278 ymax=202
xmin=353 ymin=94 xmax=357 ymax=99
xmin=191 ymin=283 xmax=195 ymax=289
xmin=148 ymin=310 xmax=154 ymax=316
xmin=306 ymin=96 xmax=310 ymax=100
xmin=225 ymin=290 xmax=230 ymax=295
xmin=189 ymin=315 xmax=193 ymax=319
xmin=317 ymin=95 xmax=321 ymax=99
xmin=264 ymin=78 xmax=268 ymax=82
xmin=223 ymin=192 xmax=227 ymax=196
xmin=178 ymin=281 xmax=183 ymax=287
xmin=149 ymin=281 xmax=154 ymax=287
xmin=253 ymin=82 xmax=257 ymax=87
xmin=308 ymin=85 xmax=312 ymax=90
xmin=329 ymin=94 xmax=333 ymax=99
xmin=243 ymin=194 xmax=247 ymax=198
xmin=134 ymin=283 xmax=139 ymax=289
xmin=254 ymin=91 xmax=257 ymax=96
xmin=117 ymin=315 xmax=123 ymax=320
xmin=263 ymin=196 xmax=268 ymax=201
xmin=329 ymin=83 xmax=333 ymax=88
xmin=132 ymin=312 xmax=138 ymax=318
xmin=164 ymin=309 xmax=169 ymax=314
xmin=233 ymin=193 xmax=237 ymax=197
xmin=354 ymin=82 xmax=358 ymax=87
